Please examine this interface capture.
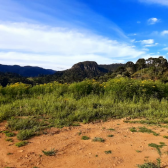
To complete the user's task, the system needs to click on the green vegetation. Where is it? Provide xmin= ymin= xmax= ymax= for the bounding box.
xmin=163 ymin=135 xmax=168 ymax=139
xmin=137 ymin=158 xmax=161 ymax=168
xmin=0 ymin=77 xmax=168 ymax=140
xmin=42 ymin=149 xmax=57 ymax=156
xmin=136 ymin=150 xmax=142 ymax=153
xmin=138 ymin=127 xmax=159 ymax=136
xmin=15 ymin=141 xmax=28 ymax=147
xmin=129 ymin=126 xmax=159 ymax=136
xmin=148 ymin=142 xmax=166 ymax=156
xmin=107 ymin=128 xmax=115 ymax=131
xmin=107 ymin=134 xmax=114 ymax=137
xmin=5 ymin=138 xmax=13 ymax=142
xmin=5 ymin=132 xmax=15 ymax=137
xmin=17 ymin=129 xmax=36 ymax=140
xmin=81 ymin=136 xmax=90 ymax=140
xmin=104 ymin=150 xmax=112 ymax=154
xmin=7 ymin=152 xmax=13 ymax=155
xmin=92 ymin=137 xmax=105 ymax=142
xmin=130 ymin=127 xmax=137 ymax=132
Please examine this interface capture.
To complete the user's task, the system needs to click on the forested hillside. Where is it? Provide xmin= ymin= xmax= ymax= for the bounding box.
xmin=1 ymin=56 xmax=168 ymax=86
xmin=0 ymin=64 xmax=56 ymax=77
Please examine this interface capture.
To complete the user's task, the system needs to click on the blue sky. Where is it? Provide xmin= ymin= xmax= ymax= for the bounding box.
xmin=0 ymin=0 xmax=168 ymax=70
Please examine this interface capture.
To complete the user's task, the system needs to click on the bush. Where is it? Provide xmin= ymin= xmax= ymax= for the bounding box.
xmin=17 ymin=129 xmax=35 ymax=140
xmin=15 ymin=141 xmax=28 ymax=147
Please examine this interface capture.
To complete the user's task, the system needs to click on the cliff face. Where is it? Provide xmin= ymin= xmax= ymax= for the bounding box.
xmin=71 ymin=61 xmax=99 ymax=71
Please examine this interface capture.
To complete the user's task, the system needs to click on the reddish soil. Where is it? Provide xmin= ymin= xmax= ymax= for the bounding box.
xmin=0 ymin=119 xmax=168 ymax=168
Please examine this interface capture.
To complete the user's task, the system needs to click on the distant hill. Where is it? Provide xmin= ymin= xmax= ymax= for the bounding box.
xmin=35 ymin=61 xmax=115 ymax=83
xmin=99 ymin=63 xmax=125 ymax=71
xmin=0 ymin=64 xmax=56 ymax=77
xmin=2 ymin=56 xmax=168 ymax=86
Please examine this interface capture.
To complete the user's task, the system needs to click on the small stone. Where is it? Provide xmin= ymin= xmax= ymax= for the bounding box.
xmin=19 ymin=150 xmax=24 ymax=153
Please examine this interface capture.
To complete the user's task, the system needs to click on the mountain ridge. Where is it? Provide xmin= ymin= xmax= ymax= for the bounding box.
xmin=0 ymin=64 xmax=56 ymax=77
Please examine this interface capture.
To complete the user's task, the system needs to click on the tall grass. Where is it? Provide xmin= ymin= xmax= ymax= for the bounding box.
xmin=1 ymin=77 xmax=168 ymax=128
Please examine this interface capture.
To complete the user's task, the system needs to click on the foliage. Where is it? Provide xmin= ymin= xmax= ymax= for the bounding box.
xmin=92 ymin=137 xmax=105 ymax=142
xmin=15 ymin=141 xmax=28 ymax=147
xmin=137 ymin=158 xmax=161 ymax=168
xmin=42 ymin=148 xmax=57 ymax=156
xmin=148 ymin=142 xmax=166 ymax=156
xmin=104 ymin=150 xmax=112 ymax=154
xmin=81 ymin=136 xmax=90 ymax=140
xmin=17 ymin=129 xmax=36 ymax=140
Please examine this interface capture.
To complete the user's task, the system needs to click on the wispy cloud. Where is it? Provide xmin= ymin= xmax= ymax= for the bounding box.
xmin=147 ymin=18 xmax=159 ymax=25
xmin=139 ymin=0 xmax=168 ymax=6
xmin=163 ymin=47 xmax=168 ymax=50
xmin=139 ymin=39 xmax=158 ymax=47
xmin=0 ymin=22 xmax=148 ymax=70
xmin=161 ymin=30 xmax=168 ymax=35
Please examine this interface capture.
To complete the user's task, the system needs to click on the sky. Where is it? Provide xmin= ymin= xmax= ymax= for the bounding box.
xmin=0 ymin=0 xmax=168 ymax=70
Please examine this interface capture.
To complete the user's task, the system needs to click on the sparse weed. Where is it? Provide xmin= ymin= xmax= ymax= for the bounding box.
xmin=5 ymin=132 xmax=15 ymax=137
xmin=81 ymin=136 xmax=90 ymax=140
xmin=107 ymin=134 xmax=114 ymax=137
xmin=7 ymin=153 xmax=13 ymax=155
xmin=92 ymin=137 xmax=105 ymax=142
xmin=15 ymin=141 xmax=28 ymax=147
xmin=136 ymin=150 xmax=142 ymax=153
xmin=104 ymin=150 xmax=112 ymax=154
xmin=138 ymin=127 xmax=159 ymax=136
xmin=163 ymin=135 xmax=168 ymax=139
xmin=130 ymin=127 xmax=137 ymax=132
xmin=137 ymin=158 xmax=161 ymax=168
xmin=42 ymin=148 xmax=57 ymax=156
xmin=148 ymin=142 xmax=166 ymax=156
xmin=107 ymin=128 xmax=115 ymax=131
xmin=5 ymin=138 xmax=13 ymax=142
xmin=77 ymin=131 xmax=82 ymax=135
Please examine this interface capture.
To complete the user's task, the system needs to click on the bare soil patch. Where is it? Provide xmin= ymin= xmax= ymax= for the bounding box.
xmin=0 ymin=119 xmax=168 ymax=168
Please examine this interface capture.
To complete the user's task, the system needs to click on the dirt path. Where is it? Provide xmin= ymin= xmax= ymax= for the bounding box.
xmin=0 ymin=119 xmax=168 ymax=168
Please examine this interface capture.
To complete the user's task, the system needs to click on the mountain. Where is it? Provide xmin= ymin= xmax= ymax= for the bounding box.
xmin=99 ymin=63 xmax=125 ymax=71
xmin=35 ymin=61 xmax=115 ymax=83
xmin=0 ymin=64 xmax=56 ymax=77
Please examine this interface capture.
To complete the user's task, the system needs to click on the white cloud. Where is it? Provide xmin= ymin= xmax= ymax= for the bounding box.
xmin=148 ymin=18 xmax=159 ymax=25
xmin=0 ymin=22 xmax=147 ymax=69
xmin=141 ymin=39 xmax=154 ymax=45
xmin=137 ymin=21 xmax=141 ymax=24
xmin=140 ymin=39 xmax=158 ymax=47
xmin=139 ymin=0 xmax=168 ymax=6
xmin=161 ymin=30 xmax=168 ymax=35
xmin=163 ymin=47 xmax=168 ymax=50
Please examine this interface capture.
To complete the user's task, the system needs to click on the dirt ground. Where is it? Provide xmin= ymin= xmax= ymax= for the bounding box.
xmin=0 ymin=119 xmax=168 ymax=168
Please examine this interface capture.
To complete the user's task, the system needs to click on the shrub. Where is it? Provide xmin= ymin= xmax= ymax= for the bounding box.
xmin=17 ymin=129 xmax=35 ymax=140
xmin=92 ymin=137 xmax=105 ymax=142
xmin=15 ymin=141 xmax=28 ymax=147
xmin=104 ymin=150 xmax=112 ymax=154
xmin=81 ymin=136 xmax=90 ymax=140
xmin=42 ymin=148 xmax=57 ymax=156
